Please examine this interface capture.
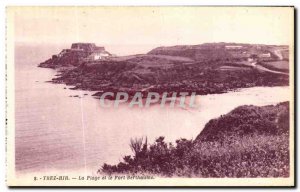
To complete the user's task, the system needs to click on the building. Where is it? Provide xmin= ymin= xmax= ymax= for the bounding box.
xmin=71 ymin=43 xmax=97 ymax=52
xmin=247 ymin=57 xmax=254 ymax=62
xmin=89 ymin=50 xmax=111 ymax=60
xmin=70 ymin=43 xmax=113 ymax=60
xmin=258 ymin=53 xmax=271 ymax=58
xmin=225 ymin=45 xmax=243 ymax=50
xmin=54 ymin=43 xmax=113 ymax=61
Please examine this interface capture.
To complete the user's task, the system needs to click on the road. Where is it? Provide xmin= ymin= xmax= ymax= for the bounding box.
xmin=255 ymin=64 xmax=289 ymax=76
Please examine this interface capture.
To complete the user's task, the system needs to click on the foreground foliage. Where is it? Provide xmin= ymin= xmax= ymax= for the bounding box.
xmin=100 ymin=102 xmax=290 ymax=177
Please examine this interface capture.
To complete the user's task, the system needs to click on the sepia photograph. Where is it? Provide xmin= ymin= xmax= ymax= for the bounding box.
xmin=5 ymin=6 xmax=294 ymax=186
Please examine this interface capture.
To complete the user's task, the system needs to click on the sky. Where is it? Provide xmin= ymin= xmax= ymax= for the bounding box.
xmin=9 ymin=6 xmax=294 ymax=55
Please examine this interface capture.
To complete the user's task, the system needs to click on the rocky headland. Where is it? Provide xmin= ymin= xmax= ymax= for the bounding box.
xmin=39 ymin=42 xmax=289 ymax=99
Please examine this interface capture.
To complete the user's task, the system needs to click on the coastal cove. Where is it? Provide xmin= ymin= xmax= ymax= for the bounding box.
xmin=15 ymin=44 xmax=290 ymax=176
xmin=15 ymin=64 xmax=290 ymax=176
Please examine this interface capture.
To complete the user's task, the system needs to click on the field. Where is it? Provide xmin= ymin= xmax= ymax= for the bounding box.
xmin=261 ymin=60 xmax=289 ymax=72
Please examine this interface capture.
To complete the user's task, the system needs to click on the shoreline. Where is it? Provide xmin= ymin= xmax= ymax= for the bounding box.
xmin=41 ymin=63 xmax=289 ymax=100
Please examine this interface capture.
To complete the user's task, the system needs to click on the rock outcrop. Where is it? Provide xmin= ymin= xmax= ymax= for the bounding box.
xmin=39 ymin=43 xmax=112 ymax=68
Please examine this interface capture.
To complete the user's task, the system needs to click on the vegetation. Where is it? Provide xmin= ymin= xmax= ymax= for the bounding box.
xmin=99 ymin=102 xmax=290 ymax=177
xmin=49 ymin=59 xmax=288 ymax=99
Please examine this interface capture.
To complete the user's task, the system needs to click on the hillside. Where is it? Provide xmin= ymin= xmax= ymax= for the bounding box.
xmin=100 ymin=102 xmax=290 ymax=177
xmin=51 ymin=59 xmax=288 ymax=98
xmin=147 ymin=43 xmax=289 ymax=62
xmin=148 ymin=43 xmax=234 ymax=61
xmin=195 ymin=101 xmax=290 ymax=142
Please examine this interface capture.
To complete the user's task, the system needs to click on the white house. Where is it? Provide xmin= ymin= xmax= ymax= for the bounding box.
xmin=89 ymin=51 xmax=111 ymax=60
xmin=258 ymin=53 xmax=271 ymax=58
xmin=225 ymin=45 xmax=243 ymax=50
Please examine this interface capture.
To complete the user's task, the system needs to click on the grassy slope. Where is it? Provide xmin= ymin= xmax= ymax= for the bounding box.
xmin=100 ymin=102 xmax=290 ymax=177
xmin=51 ymin=58 xmax=288 ymax=95
xmin=260 ymin=60 xmax=289 ymax=73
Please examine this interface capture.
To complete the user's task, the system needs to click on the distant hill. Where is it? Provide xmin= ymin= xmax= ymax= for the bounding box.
xmin=147 ymin=42 xmax=289 ymax=62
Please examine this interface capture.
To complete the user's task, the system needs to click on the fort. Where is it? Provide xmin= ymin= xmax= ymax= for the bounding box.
xmin=68 ymin=43 xmax=112 ymax=60
xmin=54 ymin=43 xmax=112 ymax=62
